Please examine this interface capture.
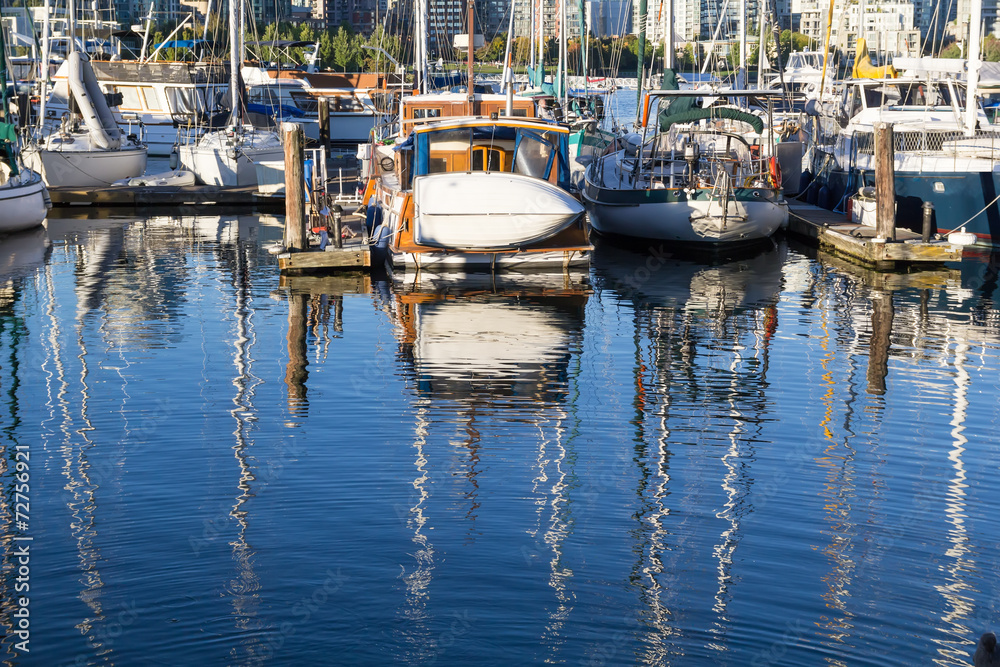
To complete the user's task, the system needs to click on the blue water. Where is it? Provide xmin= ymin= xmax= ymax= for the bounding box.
xmin=2 ymin=212 xmax=1000 ymax=665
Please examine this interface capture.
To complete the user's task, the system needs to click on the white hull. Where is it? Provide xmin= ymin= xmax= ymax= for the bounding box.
xmin=178 ymin=128 xmax=284 ymax=186
xmin=413 ymin=172 xmax=585 ymax=249
xmin=22 ymin=141 xmax=147 ymax=188
xmin=0 ymin=171 xmax=49 ymax=233
xmin=586 ymin=195 xmax=787 ymax=244
xmin=394 ymin=248 xmax=590 ymax=269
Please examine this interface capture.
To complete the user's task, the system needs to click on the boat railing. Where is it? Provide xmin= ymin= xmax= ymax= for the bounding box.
xmin=851 ymin=127 xmax=1000 ymax=159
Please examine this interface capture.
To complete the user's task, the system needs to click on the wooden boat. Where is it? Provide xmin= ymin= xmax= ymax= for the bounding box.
xmin=364 ymin=93 xmax=590 ymax=270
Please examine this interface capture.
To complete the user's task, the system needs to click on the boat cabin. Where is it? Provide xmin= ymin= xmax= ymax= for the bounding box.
xmin=392 ymin=118 xmax=572 ymax=191
xmin=843 ymin=79 xmax=968 ymax=114
xmin=399 ymin=92 xmax=535 ymax=132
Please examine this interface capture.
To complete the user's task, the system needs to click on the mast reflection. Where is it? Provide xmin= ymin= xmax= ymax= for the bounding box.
xmin=387 ymin=270 xmax=590 ymax=657
xmin=593 ymin=241 xmax=784 ymax=661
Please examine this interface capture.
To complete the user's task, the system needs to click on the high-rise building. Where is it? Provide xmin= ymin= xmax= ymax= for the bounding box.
xmin=585 ymin=0 xmax=631 ymax=37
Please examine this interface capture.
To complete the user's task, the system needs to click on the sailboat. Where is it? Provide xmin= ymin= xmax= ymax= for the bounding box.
xmin=584 ymin=75 xmax=788 ymax=245
xmin=21 ymin=0 xmax=147 ymax=187
xmin=810 ymin=15 xmax=1000 ymax=243
xmin=0 ymin=23 xmax=50 ymax=231
xmin=177 ymin=0 xmax=284 ymax=186
xmin=582 ymin=0 xmax=788 ymax=247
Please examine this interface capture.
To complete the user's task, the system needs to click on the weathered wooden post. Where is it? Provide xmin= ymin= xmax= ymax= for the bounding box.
xmin=874 ymin=121 xmax=896 ymax=241
xmin=319 ymin=97 xmax=330 ymax=151
xmin=283 ymin=122 xmax=307 ymax=251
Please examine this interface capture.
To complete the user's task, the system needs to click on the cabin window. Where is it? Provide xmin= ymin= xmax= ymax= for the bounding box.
xmin=471 ymin=147 xmax=503 ymax=171
xmin=511 ymin=108 xmax=528 ymax=117
xmin=412 ymin=108 xmax=442 ymax=120
xmin=141 ymin=87 xmax=163 ymax=111
xmin=289 ymin=91 xmax=318 ymax=113
xmin=428 ymin=157 xmax=449 ymax=173
xmin=116 ymin=86 xmax=142 ymax=110
xmin=513 ymin=130 xmax=555 ymax=180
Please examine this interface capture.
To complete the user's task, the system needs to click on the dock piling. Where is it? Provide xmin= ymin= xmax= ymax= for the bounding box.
xmin=922 ymin=201 xmax=934 ymax=243
xmin=283 ymin=122 xmax=307 ymax=251
xmin=874 ymin=121 xmax=896 ymax=242
xmin=319 ymin=98 xmax=330 ymax=151
xmin=332 ymin=204 xmax=343 ymax=249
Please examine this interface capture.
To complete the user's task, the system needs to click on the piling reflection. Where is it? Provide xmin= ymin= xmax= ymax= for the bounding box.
xmin=278 ymin=274 xmax=372 ymax=419
xmin=797 ymin=245 xmax=991 ymax=662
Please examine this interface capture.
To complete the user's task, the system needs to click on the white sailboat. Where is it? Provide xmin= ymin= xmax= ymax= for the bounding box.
xmin=1 ymin=25 xmax=50 ymax=231
xmin=177 ymin=0 xmax=283 ymax=186
xmin=22 ymin=0 xmax=147 ymax=188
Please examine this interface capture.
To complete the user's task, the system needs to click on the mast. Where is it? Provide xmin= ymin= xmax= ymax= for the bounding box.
xmin=538 ymin=0 xmax=544 ymax=68
xmin=467 ymin=0 xmax=475 ymax=112
xmin=415 ymin=0 xmax=428 ymax=93
xmin=228 ymin=0 xmax=240 ymax=127
xmin=965 ymin=0 xmax=982 ymax=135
xmin=559 ymin=0 xmax=566 ymax=110
xmin=637 ymin=0 xmax=647 ymax=109
xmin=504 ymin=0 xmax=516 ymax=115
xmin=737 ymin=0 xmax=746 ymax=89
xmin=663 ymin=0 xmax=674 ymax=70
xmin=529 ymin=0 xmax=536 ymax=69
xmin=40 ymin=0 xmax=51 ymax=127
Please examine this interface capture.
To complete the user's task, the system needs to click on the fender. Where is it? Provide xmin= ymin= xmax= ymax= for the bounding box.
xmin=68 ymin=51 xmax=121 ymax=150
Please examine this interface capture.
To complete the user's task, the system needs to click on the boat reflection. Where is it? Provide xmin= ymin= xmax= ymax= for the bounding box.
xmin=391 ymin=271 xmax=591 ymax=401
xmin=592 ymin=240 xmax=785 ymax=661
xmin=0 ymin=225 xmax=51 ymax=283
xmin=386 ymin=271 xmax=591 ymax=659
xmin=592 ymin=240 xmax=785 ymax=315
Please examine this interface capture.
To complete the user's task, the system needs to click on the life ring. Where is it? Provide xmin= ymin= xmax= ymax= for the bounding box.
xmin=768 ymin=156 xmax=782 ymax=189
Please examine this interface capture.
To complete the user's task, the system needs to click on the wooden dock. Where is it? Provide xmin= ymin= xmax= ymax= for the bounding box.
xmin=785 ymin=201 xmax=964 ymax=270
xmin=49 ymin=184 xmax=285 ymax=209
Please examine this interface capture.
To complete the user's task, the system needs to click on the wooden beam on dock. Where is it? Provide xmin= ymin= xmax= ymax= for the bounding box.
xmin=278 ymin=247 xmax=371 ymax=273
xmin=785 ymin=201 xmax=963 ymax=270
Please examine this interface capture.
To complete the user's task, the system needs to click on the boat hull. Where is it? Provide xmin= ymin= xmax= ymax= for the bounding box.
xmin=413 ymin=172 xmax=585 ymax=250
xmin=178 ymin=130 xmax=284 ymax=186
xmin=811 ymin=165 xmax=1000 ymax=244
xmin=393 ymin=248 xmax=591 ymax=270
xmin=23 ymin=142 xmax=147 ymax=187
xmin=0 ymin=171 xmax=49 ymax=233
xmin=583 ymin=182 xmax=787 ymax=245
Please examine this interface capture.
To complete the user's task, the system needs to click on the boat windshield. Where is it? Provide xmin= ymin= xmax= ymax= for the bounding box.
xmin=412 ymin=124 xmax=570 ymax=187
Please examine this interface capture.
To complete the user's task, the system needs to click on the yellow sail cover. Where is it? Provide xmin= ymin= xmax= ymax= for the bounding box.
xmin=852 ymin=38 xmax=898 ymax=79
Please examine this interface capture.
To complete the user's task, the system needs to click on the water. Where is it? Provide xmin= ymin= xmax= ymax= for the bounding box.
xmin=3 ymin=211 xmax=1000 ymax=666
